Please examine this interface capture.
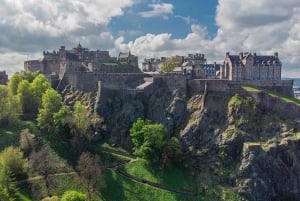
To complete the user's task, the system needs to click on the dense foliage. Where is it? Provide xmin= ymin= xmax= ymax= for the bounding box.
xmin=130 ymin=118 xmax=166 ymax=163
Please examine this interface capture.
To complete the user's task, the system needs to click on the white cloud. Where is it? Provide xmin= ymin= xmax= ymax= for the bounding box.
xmin=2 ymin=0 xmax=300 ymax=78
xmin=116 ymin=0 xmax=300 ymax=77
xmin=139 ymin=3 xmax=174 ymax=18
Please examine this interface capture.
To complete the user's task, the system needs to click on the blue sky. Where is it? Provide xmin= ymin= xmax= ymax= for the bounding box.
xmin=1 ymin=0 xmax=300 ymax=77
xmin=109 ymin=0 xmax=218 ymax=41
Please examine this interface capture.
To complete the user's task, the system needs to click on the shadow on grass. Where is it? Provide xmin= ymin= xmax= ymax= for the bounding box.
xmin=101 ymin=169 xmax=126 ymax=201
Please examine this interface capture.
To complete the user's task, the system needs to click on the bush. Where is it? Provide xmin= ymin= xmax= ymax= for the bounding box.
xmin=61 ymin=190 xmax=87 ymax=201
xmin=0 ymin=146 xmax=27 ymax=178
xmin=41 ymin=196 xmax=60 ymax=201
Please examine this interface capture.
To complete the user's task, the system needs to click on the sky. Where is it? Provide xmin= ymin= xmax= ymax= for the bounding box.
xmin=1 ymin=0 xmax=300 ymax=77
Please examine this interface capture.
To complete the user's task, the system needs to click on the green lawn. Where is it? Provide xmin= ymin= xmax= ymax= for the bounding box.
xmin=123 ymin=160 xmax=197 ymax=191
xmin=265 ymin=89 xmax=300 ymax=106
xmin=241 ymin=85 xmax=262 ymax=92
xmin=242 ymin=85 xmax=300 ymax=106
xmin=101 ymin=169 xmax=202 ymax=201
xmin=0 ymin=121 xmax=37 ymax=151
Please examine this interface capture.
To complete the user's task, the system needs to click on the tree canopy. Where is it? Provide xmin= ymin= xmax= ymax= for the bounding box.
xmin=130 ymin=118 xmax=166 ymax=162
xmin=37 ymin=88 xmax=63 ymax=132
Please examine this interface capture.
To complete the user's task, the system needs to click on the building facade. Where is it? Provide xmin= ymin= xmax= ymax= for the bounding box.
xmin=220 ymin=52 xmax=281 ymax=81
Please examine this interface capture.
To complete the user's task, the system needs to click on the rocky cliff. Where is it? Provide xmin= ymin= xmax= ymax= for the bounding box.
xmin=62 ymin=81 xmax=300 ymax=201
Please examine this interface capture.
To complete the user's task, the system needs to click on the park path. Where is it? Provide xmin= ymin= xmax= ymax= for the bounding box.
xmin=18 ymin=147 xmax=198 ymax=196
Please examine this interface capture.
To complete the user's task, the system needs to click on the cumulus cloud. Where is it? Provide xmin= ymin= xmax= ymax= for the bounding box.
xmin=2 ymin=0 xmax=300 ymax=78
xmin=0 ymin=0 xmax=133 ymax=52
xmin=139 ymin=3 xmax=174 ymax=18
xmin=116 ymin=0 xmax=300 ymax=77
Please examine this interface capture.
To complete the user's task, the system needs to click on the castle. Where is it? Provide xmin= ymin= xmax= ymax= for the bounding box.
xmin=220 ymin=52 xmax=281 ymax=80
xmin=24 ymin=45 xmax=293 ymax=98
xmin=24 ymin=43 xmax=140 ymax=89
xmin=142 ymin=53 xmax=220 ymax=79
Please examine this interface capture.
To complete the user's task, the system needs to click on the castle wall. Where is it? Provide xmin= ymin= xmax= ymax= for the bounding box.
xmin=152 ymin=73 xmax=187 ymax=93
xmin=247 ymin=91 xmax=300 ymax=119
xmin=188 ymin=79 xmax=294 ymax=97
xmin=61 ymin=72 xmax=147 ymax=92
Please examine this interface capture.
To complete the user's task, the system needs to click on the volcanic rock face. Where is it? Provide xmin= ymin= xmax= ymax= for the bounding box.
xmin=63 ymin=83 xmax=300 ymax=201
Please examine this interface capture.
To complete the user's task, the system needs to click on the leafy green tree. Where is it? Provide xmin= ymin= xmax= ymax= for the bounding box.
xmin=31 ymin=74 xmax=51 ymax=109
xmin=130 ymin=118 xmax=145 ymax=148
xmin=0 ymin=165 xmax=17 ymax=201
xmin=69 ymin=102 xmax=90 ymax=153
xmin=72 ymin=101 xmax=90 ymax=136
xmin=61 ymin=190 xmax=87 ymax=201
xmin=37 ymin=88 xmax=63 ymax=132
xmin=53 ymin=105 xmax=72 ymax=137
xmin=0 ymin=146 xmax=27 ymax=178
xmin=8 ymin=72 xmax=23 ymax=95
xmin=0 ymin=85 xmax=21 ymax=126
xmin=76 ymin=152 xmax=104 ymax=201
xmin=130 ymin=119 xmax=166 ymax=162
xmin=160 ymin=60 xmax=175 ymax=72
xmin=161 ymin=137 xmax=182 ymax=169
xmin=17 ymin=79 xmax=36 ymax=115
xmin=0 ymin=147 xmax=26 ymax=201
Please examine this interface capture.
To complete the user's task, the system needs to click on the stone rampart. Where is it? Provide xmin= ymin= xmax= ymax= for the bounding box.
xmin=188 ymin=79 xmax=294 ymax=97
xmin=152 ymin=74 xmax=187 ymax=93
xmin=247 ymin=91 xmax=300 ymax=119
xmin=59 ymin=72 xmax=148 ymax=92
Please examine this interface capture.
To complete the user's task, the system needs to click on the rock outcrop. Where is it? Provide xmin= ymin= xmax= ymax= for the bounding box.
xmin=62 ymin=81 xmax=300 ymax=201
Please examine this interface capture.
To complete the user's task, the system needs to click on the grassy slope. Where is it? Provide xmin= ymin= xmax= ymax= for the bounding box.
xmin=123 ymin=159 xmax=196 ymax=191
xmin=242 ymin=85 xmax=300 ymax=106
xmin=1 ymin=122 xmax=205 ymax=201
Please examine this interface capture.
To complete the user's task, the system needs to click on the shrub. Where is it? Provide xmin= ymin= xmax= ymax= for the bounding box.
xmin=61 ymin=190 xmax=87 ymax=201
xmin=41 ymin=196 xmax=60 ymax=201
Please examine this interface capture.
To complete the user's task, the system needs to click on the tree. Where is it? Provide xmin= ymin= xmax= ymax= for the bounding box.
xmin=76 ymin=152 xmax=104 ymax=201
xmin=71 ymin=101 xmax=90 ymax=136
xmin=69 ymin=101 xmax=91 ymax=154
xmin=53 ymin=105 xmax=72 ymax=137
xmin=31 ymin=74 xmax=51 ymax=109
xmin=41 ymin=196 xmax=60 ymax=201
xmin=0 ymin=146 xmax=27 ymax=178
xmin=161 ymin=137 xmax=182 ymax=169
xmin=0 ymin=85 xmax=21 ymax=126
xmin=130 ymin=119 xmax=166 ymax=163
xmin=17 ymin=79 xmax=36 ymax=116
xmin=37 ymin=88 xmax=63 ymax=132
xmin=160 ymin=60 xmax=175 ymax=72
xmin=29 ymin=146 xmax=58 ymax=197
xmin=19 ymin=129 xmax=36 ymax=156
xmin=0 ymin=165 xmax=17 ymax=201
xmin=8 ymin=72 xmax=22 ymax=95
xmin=0 ymin=146 xmax=26 ymax=200
xmin=61 ymin=190 xmax=87 ymax=201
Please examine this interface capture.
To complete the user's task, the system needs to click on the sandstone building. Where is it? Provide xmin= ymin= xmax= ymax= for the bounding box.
xmin=220 ymin=52 xmax=281 ymax=81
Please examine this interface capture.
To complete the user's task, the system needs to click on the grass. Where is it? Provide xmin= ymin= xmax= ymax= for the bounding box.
xmin=101 ymin=169 xmax=202 ymax=201
xmin=241 ymin=85 xmax=262 ymax=92
xmin=18 ymin=173 xmax=85 ymax=201
xmin=242 ymin=85 xmax=300 ymax=106
xmin=265 ymin=89 xmax=300 ymax=106
xmin=0 ymin=121 xmax=37 ymax=151
xmin=123 ymin=159 xmax=197 ymax=191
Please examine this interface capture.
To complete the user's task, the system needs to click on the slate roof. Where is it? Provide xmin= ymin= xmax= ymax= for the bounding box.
xmin=228 ymin=53 xmax=281 ymax=65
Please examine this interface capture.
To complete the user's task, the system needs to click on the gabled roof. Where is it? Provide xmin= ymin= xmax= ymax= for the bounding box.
xmin=227 ymin=52 xmax=281 ymax=65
